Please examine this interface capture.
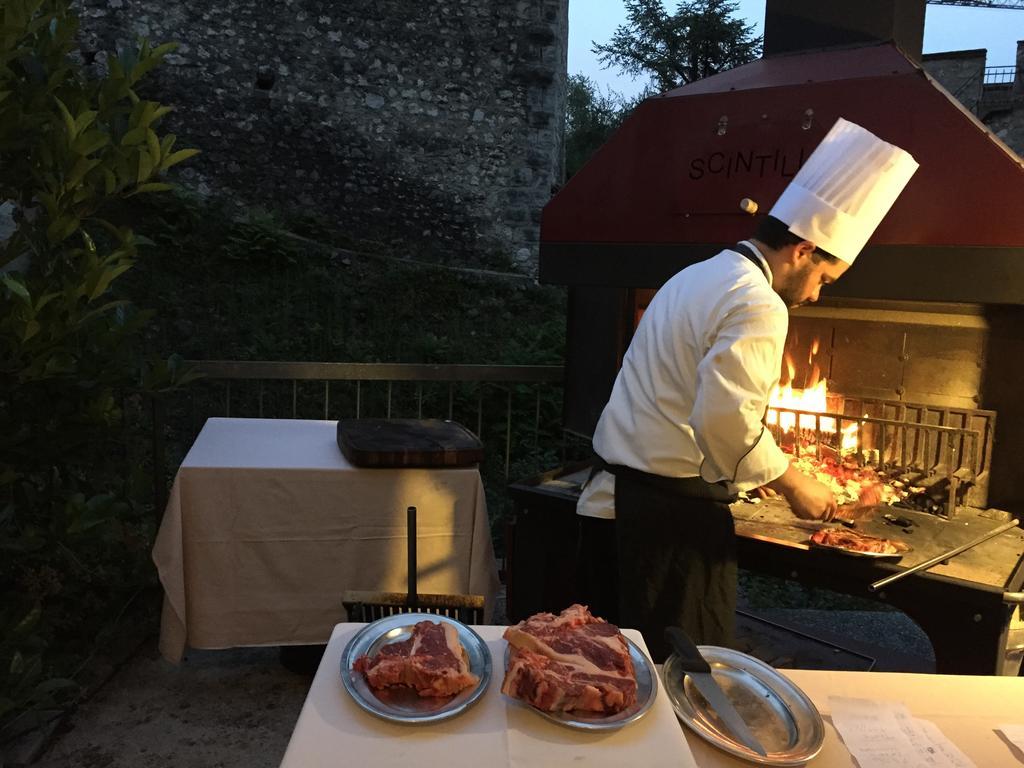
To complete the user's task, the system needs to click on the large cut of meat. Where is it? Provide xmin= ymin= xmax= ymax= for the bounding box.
xmin=353 ymin=620 xmax=479 ymax=698
xmin=810 ymin=527 xmax=910 ymax=555
xmin=501 ymin=604 xmax=637 ymax=715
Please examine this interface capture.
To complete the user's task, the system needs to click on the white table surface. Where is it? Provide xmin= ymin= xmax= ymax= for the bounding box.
xmin=281 ymin=622 xmax=1024 ymax=768
xmin=152 ymin=418 xmax=500 ymax=662
xmin=686 ymin=666 xmax=1024 ymax=766
xmin=280 ymin=623 xmax=697 ymax=768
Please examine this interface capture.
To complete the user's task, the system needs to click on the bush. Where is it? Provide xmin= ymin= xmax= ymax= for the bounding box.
xmin=0 ymin=0 xmax=196 ymax=744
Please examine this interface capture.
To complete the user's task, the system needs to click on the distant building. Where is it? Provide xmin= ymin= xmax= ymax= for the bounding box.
xmin=922 ymin=41 xmax=1024 ymax=157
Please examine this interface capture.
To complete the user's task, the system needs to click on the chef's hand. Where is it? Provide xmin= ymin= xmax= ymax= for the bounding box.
xmin=765 ymin=465 xmax=838 ymax=521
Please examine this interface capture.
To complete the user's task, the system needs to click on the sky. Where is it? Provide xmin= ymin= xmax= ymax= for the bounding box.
xmin=569 ymin=0 xmax=1024 ymax=99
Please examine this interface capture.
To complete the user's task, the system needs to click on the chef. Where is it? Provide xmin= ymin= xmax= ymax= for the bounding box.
xmin=576 ymin=117 xmax=919 ymax=662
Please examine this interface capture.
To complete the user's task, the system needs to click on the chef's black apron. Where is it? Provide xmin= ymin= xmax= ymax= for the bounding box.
xmin=601 ymin=243 xmax=767 ymax=663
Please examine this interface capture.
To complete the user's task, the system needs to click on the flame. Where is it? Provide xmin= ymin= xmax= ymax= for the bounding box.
xmin=767 ymin=342 xmax=863 ymax=456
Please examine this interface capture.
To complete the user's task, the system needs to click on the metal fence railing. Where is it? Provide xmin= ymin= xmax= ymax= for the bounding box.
xmin=984 ymin=65 xmax=1016 ymax=85
xmin=150 ymin=361 xmax=567 ymax=514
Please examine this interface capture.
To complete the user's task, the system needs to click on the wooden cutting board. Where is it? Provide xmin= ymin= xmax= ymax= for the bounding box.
xmin=336 ymin=418 xmax=483 ymax=468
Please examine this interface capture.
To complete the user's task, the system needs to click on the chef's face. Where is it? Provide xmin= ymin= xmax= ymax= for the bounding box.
xmin=778 ymin=250 xmax=849 ymax=308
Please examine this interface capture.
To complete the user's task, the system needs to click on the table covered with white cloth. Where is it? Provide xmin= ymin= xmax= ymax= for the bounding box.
xmin=152 ymin=417 xmax=500 ymax=662
xmin=280 ymin=622 xmax=1024 ymax=767
xmin=280 ymin=623 xmax=695 ymax=768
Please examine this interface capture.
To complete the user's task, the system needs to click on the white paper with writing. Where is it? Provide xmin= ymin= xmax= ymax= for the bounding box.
xmin=829 ymin=697 xmax=975 ymax=768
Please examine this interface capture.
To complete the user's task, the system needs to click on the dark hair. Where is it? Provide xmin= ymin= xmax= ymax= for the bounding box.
xmin=754 ymin=215 xmax=839 ymax=263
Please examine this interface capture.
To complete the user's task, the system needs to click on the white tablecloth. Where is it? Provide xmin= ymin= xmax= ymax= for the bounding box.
xmin=281 ymin=622 xmax=1024 ymax=767
xmin=152 ymin=418 xmax=500 ymax=662
xmin=280 ymin=623 xmax=697 ymax=768
xmin=683 ymin=668 xmax=1024 ymax=767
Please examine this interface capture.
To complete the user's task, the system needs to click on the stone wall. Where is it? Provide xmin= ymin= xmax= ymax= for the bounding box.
xmin=921 ymin=49 xmax=985 ymax=115
xmin=922 ymin=43 xmax=1024 ymax=159
xmin=986 ymin=108 xmax=1024 ymax=157
xmin=78 ymin=0 xmax=568 ymax=271
xmin=990 ymin=40 xmax=1024 ymax=156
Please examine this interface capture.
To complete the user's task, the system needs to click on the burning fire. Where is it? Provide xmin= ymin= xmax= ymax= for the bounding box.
xmin=767 ymin=342 xmax=860 ymax=454
xmin=760 ymin=340 xmax=911 ymax=511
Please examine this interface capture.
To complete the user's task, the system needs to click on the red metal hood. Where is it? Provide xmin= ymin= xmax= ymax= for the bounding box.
xmin=540 ymin=43 xmax=1024 ymax=304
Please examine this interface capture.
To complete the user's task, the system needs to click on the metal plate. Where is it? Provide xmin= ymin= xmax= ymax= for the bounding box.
xmin=340 ymin=613 xmax=491 ymax=725
xmin=503 ymin=638 xmax=658 ymax=731
xmin=663 ymin=646 xmax=824 ymax=766
xmin=808 ymin=540 xmax=908 ymax=560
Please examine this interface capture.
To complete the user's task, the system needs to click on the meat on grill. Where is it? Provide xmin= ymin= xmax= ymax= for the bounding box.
xmin=353 ymin=620 xmax=479 ymax=697
xmin=811 ymin=527 xmax=910 ymax=554
xmin=501 ymin=604 xmax=637 ymax=715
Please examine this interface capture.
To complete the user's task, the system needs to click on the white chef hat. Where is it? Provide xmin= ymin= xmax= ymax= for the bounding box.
xmin=768 ymin=117 xmax=919 ymax=265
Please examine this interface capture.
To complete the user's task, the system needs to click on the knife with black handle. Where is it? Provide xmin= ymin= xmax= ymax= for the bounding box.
xmin=665 ymin=627 xmax=768 ymax=757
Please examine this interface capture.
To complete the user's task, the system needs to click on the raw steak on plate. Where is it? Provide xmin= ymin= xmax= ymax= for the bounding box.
xmin=501 ymin=604 xmax=637 ymax=715
xmin=354 ymin=620 xmax=479 ymax=698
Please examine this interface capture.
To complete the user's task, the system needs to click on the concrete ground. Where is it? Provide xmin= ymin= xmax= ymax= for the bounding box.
xmin=31 ymin=643 xmax=310 ymax=768
xmin=20 ymin=599 xmax=938 ymax=768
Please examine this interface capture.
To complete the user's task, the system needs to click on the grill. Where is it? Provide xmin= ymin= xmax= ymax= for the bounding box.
xmin=766 ymin=395 xmax=995 ymax=518
xmin=518 ymin=11 xmax=1024 ymax=675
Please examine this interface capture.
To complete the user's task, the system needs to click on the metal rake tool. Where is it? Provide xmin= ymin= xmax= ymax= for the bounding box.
xmin=342 ymin=505 xmax=485 ymax=624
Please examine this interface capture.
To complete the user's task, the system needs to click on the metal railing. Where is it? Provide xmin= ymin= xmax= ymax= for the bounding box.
xmin=151 ymin=361 xmax=566 ymax=512
xmin=984 ymin=65 xmax=1016 ymax=85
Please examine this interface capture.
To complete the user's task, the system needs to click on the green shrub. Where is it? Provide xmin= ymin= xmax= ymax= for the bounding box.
xmin=0 ymin=0 xmax=196 ymax=744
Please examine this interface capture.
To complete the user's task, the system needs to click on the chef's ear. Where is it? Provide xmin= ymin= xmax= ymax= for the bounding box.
xmin=794 ymin=240 xmax=817 ymax=261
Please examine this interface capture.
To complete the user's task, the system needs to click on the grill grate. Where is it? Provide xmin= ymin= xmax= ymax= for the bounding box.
xmin=767 ymin=396 xmax=996 ymax=517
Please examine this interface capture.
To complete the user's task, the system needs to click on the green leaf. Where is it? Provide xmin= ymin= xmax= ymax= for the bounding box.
xmin=126 ymin=181 xmax=173 ymax=196
xmin=160 ymin=132 xmax=177 ymax=157
xmin=80 ymin=228 xmax=96 ymax=254
xmin=37 ymin=192 xmax=58 ymax=217
xmin=79 ymin=299 xmax=131 ymax=323
xmin=160 ymin=147 xmax=200 ymax=171
xmin=2 ymin=275 xmax=30 ymax=302
xmin=73 ymin=128 xmax=109 ymax=156
xmin=74 ymin=108 xmax=97 ymax=134
xmin=121 ymin=125 xmax=146 ymax=146
xmin=22 ymin=318 xmax=40 ymax=342
xmin=138 ymin=100 xmax=156 ymax=128
xmin=151 ymin=41 xmax=178 ymax=59
xmin=89 ymin=264 xmax=133 ymax=300
xmin=11 ymin=604 xmax=42 ymax=637
xmin=136 ymin=149 xmax=154 ymax=183
xmin=145 ymin=127 xmax=160 ymax=165
xmin=66 ymin=155 xmax=100 ymax=189
xmin=151 ymin=104 xmax=173 ymax=123
xmin=45 ymin=215 xmax=80 ymax=244
xmin=33 ymin=292 xmax=61 ymax=312
xmin=53 ymin=95 xmax=76 ymax=140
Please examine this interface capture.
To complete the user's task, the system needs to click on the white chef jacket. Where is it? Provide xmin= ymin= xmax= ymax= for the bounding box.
xmin=578 ymin=242 xmax=791 ymax=519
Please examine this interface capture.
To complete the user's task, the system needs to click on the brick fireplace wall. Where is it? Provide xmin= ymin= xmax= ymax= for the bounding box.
xmin=787 ymin=302 xmax=1024 ymax=513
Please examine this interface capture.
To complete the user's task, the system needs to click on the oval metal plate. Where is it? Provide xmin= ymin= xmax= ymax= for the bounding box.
xmin=503 ymin=637 xmax=658 ymax=731
xmin=808 ymin=540 xmax=908 ymax=560
xmin=340 ymin=613 xmax=491 ymax=725
xmin=663 ymin=646 xmax=825 ymax=766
